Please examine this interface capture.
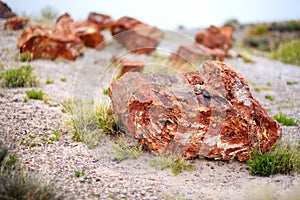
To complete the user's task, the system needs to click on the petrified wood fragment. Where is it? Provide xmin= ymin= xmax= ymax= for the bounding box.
xmin=0 ymin=1 xmax=16 ymax=18
xmin=111 ymin=16 xmax=163 ymax=54
xmin=88 ymin=12 xmax=113 ymax=30
xmin=195 ymin=25 xmax=233 ymax=55
xmin=4 ymin=16 xmax=28 ymax=30
xmin=111 ymin=56 xmax=144 ymax=78
xmin=108 ymin=61 xmax=281 ymax=161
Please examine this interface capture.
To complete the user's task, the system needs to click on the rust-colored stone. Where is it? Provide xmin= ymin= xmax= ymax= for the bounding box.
xmin=88 ymin=12 xmax=113 ymax=30
xmin=171 ymin=44 xmax=226 ymax=64
xmin=195 ymin=25 xmax=233 ymax=55
xmin=17 ymin=25 xmax=84 ymax=60
xmin=108 ymin=61 xmax=281 ymax=161
xmin=111 ymin=16 xmax=163 ymax=54
xmin=56 ymin=13 xmax=74 ymax=26
xmin=111 ymin=56 xmax=144 ymax=78
xmin=4 ymin=16 xmax=29 ymax=30
xmin=0 ymin=1 xmax=16 ymax=18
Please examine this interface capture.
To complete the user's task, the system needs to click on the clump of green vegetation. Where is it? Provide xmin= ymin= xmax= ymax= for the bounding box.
xmin=273 ymin=112 xmax=298 ymax=126
xmin=19 ymin=52 xmax=32 ymax=62
xmin=247 ymin=142 xmax=300 ymax=176
xmin=112 ymin=139 xmax=143 ymax=162
xmin=26 ymin=89 xmax=44 ymax=100
xmin=249 ymin=24 xmax=268 ymax=36
xmin=272 ymin=40 xmax=300 ymax=66
xmin=150 ymin=155 xmax=194 ymax=176
xmin=0 ymin=145 xmax=63 ymax=200
xmin=286 ymin=81 xmax=298 ymax=85
xmin=64 ymin=100 xmax=102 ymax=148
xmin=265 ymin=95 xmax=274 ymax=101
xmin=46 ymin=78 xmax=54 ymax=84
xmin=103 ymin=88 xmax=109 ymax=95
xmin=238 ymin=53 xmax=255 ymax=63
xmin=96 ymin=104 xmax=121 ymax=135
xmin=60 ymin=77 xmax=67 ymax=82
xmin=254 ymin=86 xmax=272 ymax=93
xmin=0 ymin=65 xmax=39 ymax=87
xmin=74 ymin=170 xmax=85 ymax=178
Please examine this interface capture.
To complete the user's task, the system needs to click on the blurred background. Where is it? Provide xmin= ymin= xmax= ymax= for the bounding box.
xmin=5 ymin=0 xmax=300 ymax=29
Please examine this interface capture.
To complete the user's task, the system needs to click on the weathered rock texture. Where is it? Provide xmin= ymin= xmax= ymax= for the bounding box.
xmin=195 ymin=26 xmax=233 ymax=55
xmin=171 ymin=44 xmax=226 ymax=64
xmin=0 ymin=1 xmax=16 ymax=18
xmin=4 ymin=16 xmax=29 ymax=30
xmin=111 ymin=16 xmax=163 ymax=54
xmin=111 ymin=56 xmax=144 ymax=78
xmin=88 ymin=12 xmax=113 ymax=30
xmin=17 ymin=25 xmax=84 ymax=60
xmin=109 ymin=61 xmax=281 ymax=161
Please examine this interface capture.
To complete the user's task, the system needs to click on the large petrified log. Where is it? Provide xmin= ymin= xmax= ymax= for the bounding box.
xmin=17 ymin=25 xmax=84 ymax=60
xmin=195 ymin=25 xmax=233 ymax=55
xmin=4 ymin=16 xmax=29 ymax=30
xmin=111 ymin=16 xmax=164 ymax=54
xmin=108 ymin=61 xmax=281 ymax=161
xmin=0 ymin=1 xmax=16 ymax=18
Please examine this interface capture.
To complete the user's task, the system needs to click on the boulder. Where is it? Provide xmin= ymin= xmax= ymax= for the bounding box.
xmin=4 ymin=16 xmax=29 ymax=30
xmin=111 ymin=56 xmax=144 ymax=78
xmin=88 ymin=12 xmax=113 ymax=30
xmin=17 ymin=25 xmax=84 ymax=60
xmin=195 ymin=25 xmax=233 ymax=55
xmin=111 ymin=16 xmax=163 ymax=54
xmin=171 ymin=44 xmax=226 ymax=64
xmin=0 ymin=1 xmax=16 ymax=18
xmin=108 ymin=61 xmax=281 ymax=161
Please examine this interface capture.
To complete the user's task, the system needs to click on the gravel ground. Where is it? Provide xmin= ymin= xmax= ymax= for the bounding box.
xmin=0 ymin=21 xmax=300 ymax=200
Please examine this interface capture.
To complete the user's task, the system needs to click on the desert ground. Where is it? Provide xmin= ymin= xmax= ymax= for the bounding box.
xmin=0 ymin=19 xmax=300 ymax=200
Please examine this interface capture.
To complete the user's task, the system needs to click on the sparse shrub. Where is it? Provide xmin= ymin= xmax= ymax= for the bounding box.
xmin=244 ymin=37 xmax=270 ymax=51
xmin=150 ymin=155 xmax=194 ymax=176
xmin=19 ymin=52 xmax=32 ymax=62
xmin=265 ymin=95 xmax=274 ymax=101
xmin=95 ymin=104 xmax=121 ymax=135
xmin=0 ymin=65 xmax=39 ymax=87
xmin=247 ymin=142 xmax=300 ymax=176
xmin=252 ymin=24 xmax=268 ymax=35
xmin=112 ymin=139 xmax=142 ymax=162
xmin=26 ymin=89 xmax=44 ymax=100
xmin=272 ymin=40 xmax=300 ymax=66
xmin=40 ymin=5 xmax=58 ymax=20
xmin=273 ymin=112 xmax=298 ymax=126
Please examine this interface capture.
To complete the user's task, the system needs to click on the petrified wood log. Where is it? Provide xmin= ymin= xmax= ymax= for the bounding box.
xmin=0 ymin=1 xmax=16 ymax=18
xmin=171 ymin=44 xmax=226 ymax=64
xmin=195 ymin=25 xmax=233 ymax=55
xmin=108 ymin=61 xmax=281 ymax=161
xmin=111 ymin=56 xmax=144 ymax=78
xmin=88 ymin=12 xmax=113 ymax=30
xmin=17 ymin=25 xmax=84 ymax=60
xmin=111 ymin=16 xmax=163 ymax=54
xmin=4 ymin=16 xmax=29 ymax=30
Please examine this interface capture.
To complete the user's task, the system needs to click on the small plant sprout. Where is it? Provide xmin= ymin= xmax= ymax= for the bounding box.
xmin=26 ymin=89 xmax=44 ymax=100
xmin=103 ymin=88 xmax=109 ymax=95
xmin=60 ymin=77 xmax=67 ymax=82
xmin=265 ymin=95 xmax=274 ymax=101
xmin=286 ymin=81 xmax=298 ymax=85
xmin=74 ymin=170 xmax=85 ymax=178
xmin=46 ymin=78 xmax=54 ymax=84
xmin=273 ymin=112 xmax=298 ymax=126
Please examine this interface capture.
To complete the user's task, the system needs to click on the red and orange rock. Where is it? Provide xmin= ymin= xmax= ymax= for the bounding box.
xmin=4 ymin=16 xmax=29 ymax=30
xmin=88 ymin=12 xmax=113 ymax=30
xmin=195 ymin=25 xmax=233 ymax=55
xmin=111 ymin=16 xmax=163 ymax=54
xmin=111 ymin=56 xmax=144 ymax=78
xmin=108 ymin=61 xmax=281 ymax=161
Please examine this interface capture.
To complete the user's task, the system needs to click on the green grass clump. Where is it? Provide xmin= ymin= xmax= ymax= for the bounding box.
xmin=247 ymin=142 xmax=300 ymax=176
xmin=95 ymin=104 xmax=121 ymax=135
xmin=26 ymin=89 xmax=44 ymax=100
xmin=0 ymin=65 xmax=38 ymax=87
xmin=286 ymin=81 xmax=298 ymax=85
xmin=0 ymin=145 xmax=63 ymax=200
xmin=273 ymin=112 xmax=298 ymax=126
xmin=150 ymin=155 xmax=194 ymax=176
xmin=60 ymin=77 xmax=67 ymax=82
xmin=74 ymin=170 xmax=85 ymax=178
xmin=19 ymin=52 xmax=32 ymax=62
xmin=265 ymin=95 xmax=274 ymax=101
xmin=64 ymin=100 xmax=102 ymax=148
xmin=272 ymin=40 xmax=300 ymax=66
xmin=112 ymin=139 xmax=142 ymax=162
xmin=46 ymin=78 xmax=54 ymax=84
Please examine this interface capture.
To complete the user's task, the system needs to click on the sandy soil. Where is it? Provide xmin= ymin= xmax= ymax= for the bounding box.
xmin=0 ymin=21 xmax=300 ymax=200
